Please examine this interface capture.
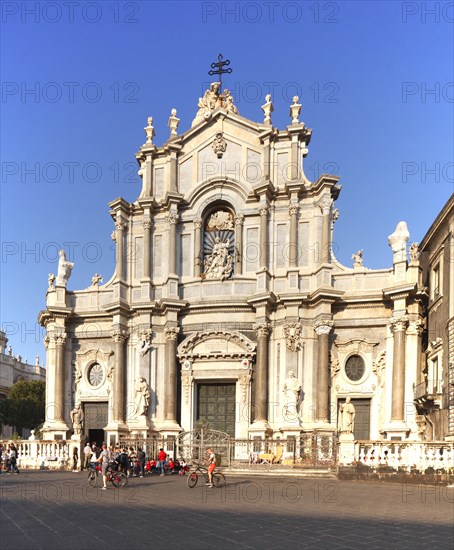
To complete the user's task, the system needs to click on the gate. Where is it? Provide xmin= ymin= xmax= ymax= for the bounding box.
xmin=176 ymin=428 xmax=231 ymax=465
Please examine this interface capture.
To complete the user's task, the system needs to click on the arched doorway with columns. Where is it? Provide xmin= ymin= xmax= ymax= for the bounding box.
xmin=178 ymin=331 xmax=256 ymax=438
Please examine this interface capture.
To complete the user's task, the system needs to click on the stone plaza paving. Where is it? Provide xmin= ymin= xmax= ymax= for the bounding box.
xmin=0 ymin=470 xmax=452 ymax=549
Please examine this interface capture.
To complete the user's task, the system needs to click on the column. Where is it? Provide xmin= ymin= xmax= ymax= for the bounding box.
xmin=390 ymin=317 xmax=408 ymax=422
xmin=143 ymin=215 xmax=152 ymax=280
xmin=164 ymin=327 xmax=179 ymax=422
xmin=289 ymin=205 xmax=299 ymax=267
xmin=320 ymin=198 xmax=332 ymax=264
xmin=314 ymin=321 xmax=333 ymax=422
xmin=234 ymin=215 xmax=244 ymax=275
xmin=168 ymin=212 xmax=178 ymax=275
xmin=253 ymin=322 xmax=270 ymax=422
xmin=259 ymin=206 xmax=269 ymax=270
xmin=194 ymin=219 xmax=202 ymax=277
xmin=112 ymin=328 xmax=128 ymax=424
xmin=54 ymin=332 xmax=67 ymax=422
xmin=114 ymin=217 xmax=126 ymax=280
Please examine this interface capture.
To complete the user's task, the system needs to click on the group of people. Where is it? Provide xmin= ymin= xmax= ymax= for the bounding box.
xmin=0 ymin=443 xmax=20 ymax=474
xmin=76 ymin=442 xmax=189 ymax=478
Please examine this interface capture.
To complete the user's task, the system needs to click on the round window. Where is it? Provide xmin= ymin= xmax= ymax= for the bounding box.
xmin=345 ymin=355 xmax=365 ymax=382
xmin=87 ymin=363 xmax=103 ymax=387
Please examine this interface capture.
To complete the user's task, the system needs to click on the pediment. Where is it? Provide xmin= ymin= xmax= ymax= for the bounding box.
xmin=178 ymin=330 xmax=256 ymax=359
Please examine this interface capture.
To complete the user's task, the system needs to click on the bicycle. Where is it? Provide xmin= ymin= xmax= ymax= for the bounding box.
xmin=187 ymin=463 xmax=226 ymax=488
xmin=87 ymin=462 xmax=128 ymax=488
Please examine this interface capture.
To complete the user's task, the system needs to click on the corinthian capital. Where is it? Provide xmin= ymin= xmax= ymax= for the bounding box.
xmin=389 ymin=315 xmax=409 ymax=333
xmin=319 ymin=198 xmax=332 ymax=216
xmin=115 ymin=219 xmax=127 ymax=231
xmin=194 ymin=218 xmax=202 ymax=229
xmin=259 ymin=206 xmax=269 ymax=217
xmin=143 ymin=217 xmax=152 ymax=230
xmin=289 ymin=205 xmax=299 ymax=216
xmin=234 ymin=214 xmax=245 ymax=226
xmin=112 ymin=327 xmax=128 ymax=343
xmin=168 ymin=212 xmax=179 ymax=225
xmin=253 ymin=322 xmax=270 ymax=338
xmin=164 ymin=326 xmax=180 ymax=341
xmin=314 ymin=320 xmax=334 ymax=336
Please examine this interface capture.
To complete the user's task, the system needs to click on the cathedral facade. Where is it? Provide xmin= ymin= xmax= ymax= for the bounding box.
xmin=38 ymin=83 xmax=449 ymax=445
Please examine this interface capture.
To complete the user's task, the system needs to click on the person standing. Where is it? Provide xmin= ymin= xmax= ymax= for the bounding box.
xmin=9 ymin=444 xmax=19 ymax=474
xmin=83 ymin=441 xmax=92 ymax=470
xmin=97 ymin=444 xmax=111 ymax=490
xmin=137 ymin=448 xmax=146 ymax=478
xmin=72 ymin=446 xmax=79 ymax=472
xmin=157 ymin=448 xmax=167 ymax=476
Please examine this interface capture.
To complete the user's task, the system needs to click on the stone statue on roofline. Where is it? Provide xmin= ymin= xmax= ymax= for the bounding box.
xmin=56 ymin=250 xmax=74 ymax=287
xmin=192 ymin=82 xmax=239 ymax=127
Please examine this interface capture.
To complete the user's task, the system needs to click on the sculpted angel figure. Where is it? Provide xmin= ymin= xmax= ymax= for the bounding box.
xmin=56 ymin=250 xmax=74 ymax=287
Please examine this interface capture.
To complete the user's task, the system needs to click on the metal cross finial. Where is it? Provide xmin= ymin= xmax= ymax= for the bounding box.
xmin=208 ymin=54 xmax=232 ymax=91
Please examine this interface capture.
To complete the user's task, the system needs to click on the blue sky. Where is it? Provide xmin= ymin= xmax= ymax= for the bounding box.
xmin=1 ymin=0 xmax=453 ymax=364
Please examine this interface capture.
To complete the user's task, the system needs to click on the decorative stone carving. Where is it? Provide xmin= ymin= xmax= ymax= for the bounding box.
xmin=388 ymin=221 xmax=410 ymax=263
xmin=112 ymin=327 xmax=128 ymax=343
xmin=143 ymin=217 xmax=152 ymax=230
xmin=168 ymin=108 xmax=180 ymax=137
xmin=314 ymin=320 xmax=334 ymax=336
xmin=70 ymin=403 xmax=84 ymax=434
xmin=261 ymin=93 xmax=274 ymax=125
xmin=56 ymin=250 xmax=74 ymax=287
xmin=239 ymin=371 xmax=251 ymax=404
xmin=283 ymin=322 xmax=302 ymax=352
xmin=203 ymin=237 xmax=233 ymax=280
xmin=253 ymin=322 xmax=270 ymax=338
xmin=389 ymin=316 xmax=409 ymax=333
xmin=115 ymin=219 xmax=126 ymax=231
xmin=48 ymin=273 xmax=55 ymax=289
xmin=352 ymin=250 xmax=363 ymax=268
xmin=259 ymin=206 xmax=269 ymax=217
xmin=91 ymin=273 xmax=103 ymax=286
xmin=182 ymin=374 xmax=194 ymax=405
xmin=330 ymin=358 xmax=340 ymax=380
xmin=74 ymin=363 xmax=82 ymax=385
xmin=207 ymin=211 xmax=234 ymax=230
xmin=111 ymin=230 xmax=117 ymax=242
xmin=178 ymin=330 xmax=256 ymax=358
xmin=409 ymin=242 xmax=420 ymax=264
xmin=144 ymin=116 xmax=155 ymax=145
xmin=107 ymin=363 xmax=114 ymax=382
xmin=137 ymin=329 xmax=153 ymax=356
xmin=168 ymin=212 xmax=179 ymax=225
xmin=212 ymin=131 xmax=227 ymax=158
xmin=134 ymin=376 xmax=150 ymax=416
xmin=319 ymin=198 xmax=332 ymax=216
xmin=289 ymin=95 xmax=302 ymax=124
xmin=372 ymin=351 xmax=386 ymax=387
xmin=289 ymin=205 xmax=299 ymax=216
xmin=194 ymin=218 xmax=203 ymax=229
xmin=234 ymin=214 xmax=245 ymax=226
xmin=332 ymin=208 xmax=340 ymax=223
xmin=338 ymin=396 xmax=355 ymax=433
xmin=164 ymin=326 xmax=180 ymax=341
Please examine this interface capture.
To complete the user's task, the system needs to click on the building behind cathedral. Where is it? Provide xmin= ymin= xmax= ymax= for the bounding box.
xmin=38 ymin=82 xmax=454 ymax=446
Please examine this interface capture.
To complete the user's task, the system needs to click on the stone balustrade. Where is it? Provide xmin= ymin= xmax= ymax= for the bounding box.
xmin=353 ymin=441 xmax=454 ymax=472
xmin=1 ymin=439 xmax=72 ymax=470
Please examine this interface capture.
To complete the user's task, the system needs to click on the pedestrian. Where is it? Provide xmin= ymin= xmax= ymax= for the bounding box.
xmin=157 ymin=448 xmax=167 ymax=476
xmin=97 ymin=443 xmax=111 ymax=490
xmin=9 ymin=444 xmax=19 ymax=474
xmin=72 ymin=446 xmax=79 ymax=472
xmin=137 ymin=447 xmax=146 ymax=478
xmin=128 ymin=447 xmax=138 ymax=476
xmin=83 ymin=441 xmax=92 ymax=470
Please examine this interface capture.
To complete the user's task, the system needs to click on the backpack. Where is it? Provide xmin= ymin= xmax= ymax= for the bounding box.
xmin=215 ymin=453 xmax=222 ymax=467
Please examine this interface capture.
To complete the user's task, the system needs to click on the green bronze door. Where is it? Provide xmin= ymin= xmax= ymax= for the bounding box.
xmin=197 ymin=383 xmax=236 ymax=436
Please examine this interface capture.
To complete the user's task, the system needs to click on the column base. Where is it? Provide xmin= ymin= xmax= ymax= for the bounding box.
xmin=129 ymin=415 xmax=153 ymax=438
xmin=157 ymin=419 xmax=181 ymax=438
xmin=104 ymin=421 xmax=130 ymax=444
xmin=42 ymin=421 xmax=69 ymax=440
xmin=249 ymin=419 xmax=273 ymax=438
xmin=338 ymin=433 xmax=356 ymax=465
xmin=300 ymin=421 xmax=335 ymax=433
xmin=382 ymin=421 xmax=410 ymax=441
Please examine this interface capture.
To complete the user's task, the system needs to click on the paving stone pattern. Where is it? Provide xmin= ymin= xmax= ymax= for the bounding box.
xmin=0 ymin=471 xmax=453 ymax=549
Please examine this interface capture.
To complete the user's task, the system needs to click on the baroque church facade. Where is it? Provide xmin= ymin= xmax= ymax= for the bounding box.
xmin=38 ymin=82 xmax=453 ymax=445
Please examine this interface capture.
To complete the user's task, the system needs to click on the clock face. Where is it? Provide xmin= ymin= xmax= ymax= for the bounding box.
xmin=88 ymin=363 xmax=103 ymax=387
